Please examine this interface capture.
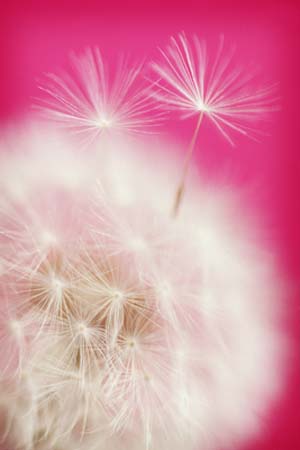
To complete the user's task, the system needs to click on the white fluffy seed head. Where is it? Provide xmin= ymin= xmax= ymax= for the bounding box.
xmin=0 ymin=126 xmax=284 ymax=450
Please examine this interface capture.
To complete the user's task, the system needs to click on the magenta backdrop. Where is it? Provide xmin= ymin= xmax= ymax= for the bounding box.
xmin=0 ymin=1 xmax=299 ymax=450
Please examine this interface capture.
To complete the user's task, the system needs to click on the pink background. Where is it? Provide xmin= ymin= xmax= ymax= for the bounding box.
xmin=0 ymin=1 xmax=299 ymax=449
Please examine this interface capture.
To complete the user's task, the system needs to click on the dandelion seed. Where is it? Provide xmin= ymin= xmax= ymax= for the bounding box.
xmin=37 ymin=48 xmax=160 ymax=147
xmin=152 ymin=33 xmax=277 ymax=215
xmin=152 ymin=33 xmax=276 ymax=141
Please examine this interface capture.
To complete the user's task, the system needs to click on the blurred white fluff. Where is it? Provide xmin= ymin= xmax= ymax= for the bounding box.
xmin=0 ymin=125 xmax=282 ymax=450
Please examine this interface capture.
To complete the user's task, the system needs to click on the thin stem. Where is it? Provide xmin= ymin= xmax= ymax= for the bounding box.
xmin=172 ymin=111 xmax=204 ymax=217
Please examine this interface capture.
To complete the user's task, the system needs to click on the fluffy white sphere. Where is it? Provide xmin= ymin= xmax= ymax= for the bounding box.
xmin=0 ymin=125 xmax=282 ymax=450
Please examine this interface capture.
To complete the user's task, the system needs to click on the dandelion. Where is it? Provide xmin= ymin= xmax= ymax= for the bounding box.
xmin=152 ymin=33 xmax=277 ymax=215
xmin=0 ymin=127 xmax=282 ymax=450
xmin=37 ymin=48 xmax=159 ymax=147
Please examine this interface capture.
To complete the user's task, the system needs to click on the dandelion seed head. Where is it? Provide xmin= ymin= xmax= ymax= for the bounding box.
xmin=0 ymin=127 xmax=283 ymax=450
